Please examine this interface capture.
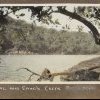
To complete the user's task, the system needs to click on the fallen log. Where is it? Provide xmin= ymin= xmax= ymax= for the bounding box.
xmin=16 ymin=57 xmax=100 ymax=81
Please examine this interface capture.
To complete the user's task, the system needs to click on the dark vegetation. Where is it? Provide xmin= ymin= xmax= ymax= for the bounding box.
xmin=0 ymin=17 xmax=100 ymax=55
xmin=1 ymin=6 xmax=100 ymax=54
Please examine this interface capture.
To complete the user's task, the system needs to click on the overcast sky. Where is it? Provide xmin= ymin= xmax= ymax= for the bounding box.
xmin=8 ymin=6 xmax=98 ymax=33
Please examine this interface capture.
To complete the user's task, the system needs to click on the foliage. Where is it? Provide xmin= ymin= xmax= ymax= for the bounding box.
xmin=0 ymin=17 xmax=100 ymax=54
xmin=0 ymin=6 xmax=100 ymax=45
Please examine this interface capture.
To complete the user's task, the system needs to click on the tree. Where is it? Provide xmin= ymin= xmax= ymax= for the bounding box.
xmin=0 ymin=24 xmax=13 ymax=54
xmin=0 ymin=6 xmax=100 ymax=45
xmin=17 ymin=66 xmax=100 ymax=81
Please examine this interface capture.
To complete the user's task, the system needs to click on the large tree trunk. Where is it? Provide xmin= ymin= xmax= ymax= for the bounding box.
xmin=58 ymin=8 xmax=100 ymax=45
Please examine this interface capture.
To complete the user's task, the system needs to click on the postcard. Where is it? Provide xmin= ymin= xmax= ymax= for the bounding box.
xmin=0 ymin=1 xmax=100 ymax=99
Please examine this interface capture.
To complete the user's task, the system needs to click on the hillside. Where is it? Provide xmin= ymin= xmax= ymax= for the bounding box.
xmin=0 ymin=17 xmax=100 ymax=54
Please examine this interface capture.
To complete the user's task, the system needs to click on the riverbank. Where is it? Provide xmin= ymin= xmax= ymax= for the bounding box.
xmin=0 ymin=55 xmax=100 ymax=82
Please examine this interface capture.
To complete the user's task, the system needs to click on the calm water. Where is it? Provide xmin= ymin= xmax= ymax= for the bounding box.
xmin=0 ymin=55 xmax=99 ymax=82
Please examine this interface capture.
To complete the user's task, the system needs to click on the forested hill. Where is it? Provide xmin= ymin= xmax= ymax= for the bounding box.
xmin=0 ymin=17 xmax=100 ymax=55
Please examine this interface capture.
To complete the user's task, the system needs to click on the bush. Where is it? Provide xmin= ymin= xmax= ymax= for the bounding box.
xmin=1 ymin=16 xmax=100 ymax=54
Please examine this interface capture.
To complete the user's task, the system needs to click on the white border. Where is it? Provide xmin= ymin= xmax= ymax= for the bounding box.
xmin=0 ymin=3 xmax=100 ymax=84
xmin=0 ymin=4 xmax=100 ymax=6
xmin=0 ymin=82 xmax=100 ymax=84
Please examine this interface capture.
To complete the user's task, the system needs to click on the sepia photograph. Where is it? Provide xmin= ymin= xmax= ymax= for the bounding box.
xmin=0 ymin=55 xmax=100 ymax=82
xmin=1 ymin=5 xmax=100 ymax=55
xmin=0 ymin=4 xmax=100 ymax=82
xmin=0 ymin=0 xmax=100 ymax=98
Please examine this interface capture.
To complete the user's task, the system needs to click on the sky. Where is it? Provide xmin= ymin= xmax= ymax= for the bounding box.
xmin=8 ymin=6 xmax=97 ymax=33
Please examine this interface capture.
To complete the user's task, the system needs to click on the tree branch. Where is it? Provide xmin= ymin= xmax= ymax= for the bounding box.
xmin=16 ymin=67 xmax=70 ymax=81
xmin=55 ymin=7 xmax=100 ymax=45
xmin=88 ymin=66 xmax=100 ymax=71
xmin=16 ymin=68 xmax=41 ymax=76
xmin=16 ymin=64 xmax=100 ymax=82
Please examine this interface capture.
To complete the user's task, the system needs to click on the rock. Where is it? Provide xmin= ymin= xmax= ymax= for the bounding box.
xmin=61 ymin=69 xmax=100 ymax=81
xmin=61 ymin=57 xmax=100 ymax=81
